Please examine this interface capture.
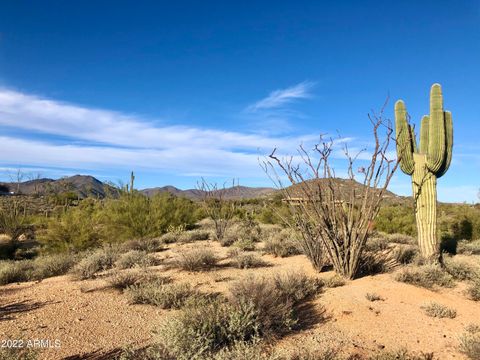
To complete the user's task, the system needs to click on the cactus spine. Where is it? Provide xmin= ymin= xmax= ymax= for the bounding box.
xmin=395 ymin=84 xmax=453 ymax=264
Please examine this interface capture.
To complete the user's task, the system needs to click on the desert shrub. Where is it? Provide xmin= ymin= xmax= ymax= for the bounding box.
xmin=38 ymin=201 xmax=101 ymax=252
xmin=395 ymin=265 xmax=455 ymax=289
xmin=386 ymin=233 xmax=415 ymax=245
xmin=121 ymin=238 xmax=164 ymax=253
xmin=126 ymin=280 xmax=197 ymax=309
xmin=322 ymin=275 xmax=346 ymax=288
xmin=233 ymin=238 xmax=256 ymax=251
xmin=375 ymin=205 xmax=416 ymax=236
xmin=98 ymin=193 xmax=198 ymax=243
xmin=443 ymin=257 xmax=478 ymax=281
xmin=107 ymin=270 xmax=153 ymax=290
xmin=229 ymin=273 xmax=320 ymax=337
xmin=457 ymin=240 xmax=480 ymax=255
xmin=0 ymin=260 xmax=34 ymax=285
xmin=0 ymin=347 xmax=38 ymax=360
xmin=258 ymin=223 xmax=283 ymax=239
xmin=159 ymin=232 xmax=178 ymax=244
xmin=366 ymin=293 xmax=383 ymax=302
xmin=179 ymin=230 xmax=210 ymax=243
xmin=229 ymin=250 xmax=268 ymax=269
xmin=393 ymin=246 xmax=418 ymax=265
xmin=173 ymin=248 xmax=219 ymax=271
xmin=459 ymin=324 xmax=480 ymax=360
xmin=365 ymin=236 xmax=391 ymax=252
xmin=115 ymin=250 xmax=158 ymax=269
xmin=467 ymin=279 xmax=480 ymax=301
xmin=421 ymin=302 xmax=457 ymax=318
xmin=156 ymin=296 xmax=260 ymax=359
xmin=70 ymin=247 xmax=120 ymax=280
xmin=31 ymin=253 xmax=77 ymax=280
xmin=263 ymin=229 xmax=302 ymax=258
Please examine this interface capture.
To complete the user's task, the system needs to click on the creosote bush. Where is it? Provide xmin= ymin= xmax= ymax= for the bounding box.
xmin=421 ymin=302 xmax=457 ymax=318
xmin=395 ymin=265 xmax=455 ymax=289
xmin=173 ymin=248 xmax=219 ymax=271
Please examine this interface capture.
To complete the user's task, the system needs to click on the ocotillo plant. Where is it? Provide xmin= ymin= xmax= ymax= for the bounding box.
xmin=395 ymin=84 xmax=453 ymax=264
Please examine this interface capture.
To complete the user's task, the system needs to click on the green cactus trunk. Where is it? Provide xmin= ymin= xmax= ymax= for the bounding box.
xmin=395 ymin=84 xmax=453 ymax=265
xmin=412 ymin=154 xmax=440 ymax=263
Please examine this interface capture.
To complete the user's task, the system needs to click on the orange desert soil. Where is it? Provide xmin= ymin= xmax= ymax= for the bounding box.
xmin=1 ymin=241 xmax=479 ymax=359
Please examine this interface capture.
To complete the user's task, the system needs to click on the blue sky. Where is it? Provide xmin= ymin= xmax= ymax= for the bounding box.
xmin=0 ymin=0 xmax=479 ymax=202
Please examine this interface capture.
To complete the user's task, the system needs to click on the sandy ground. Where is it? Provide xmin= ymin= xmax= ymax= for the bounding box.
xmin=0 ymin=240 xmax=479 ymax=359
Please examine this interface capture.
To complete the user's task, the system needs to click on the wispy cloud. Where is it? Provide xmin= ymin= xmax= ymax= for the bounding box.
xmin=246 ymin=81 xmax=315 ymax=112
xmin=0 ymin=88 xmax=321 ymax=179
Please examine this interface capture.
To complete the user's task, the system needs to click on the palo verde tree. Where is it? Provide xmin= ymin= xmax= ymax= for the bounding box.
xmin=264 ymin=105 xmax=399 ymax=279
xmin=395 ymin=84 xmax=453 ymax=264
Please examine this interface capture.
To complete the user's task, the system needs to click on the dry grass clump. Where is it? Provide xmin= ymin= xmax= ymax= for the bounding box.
xmin=70 ymin=247 xmax=119 ymax=280
xmin=263 ymin=229 xmax=302 ymax=258
xmin=459 ymin=324 xmax=480 ymax=360
xmin=156 ymin=272 xmax=321 ymax=359
xmin=421 ymin=302 xmax=457 ymax=318
xmin=126 ymin=279 xmax=199 ymax=309
xmin=395 ymin=265 xmax=455 ymax=289
xmin=115 ymin=250 xmax=159 ymax=269
xmin=444 ymin=257 xmax=479 ymax=281
xmin=229 ymin=249 xmax=268 ymax=269
xmin=173 ymin=247 xmax=219 ymax=271
xmin=121 ymin=238 xmax=164 ymax=253
xmin=365 ymin=293 xmax=384 ymax=302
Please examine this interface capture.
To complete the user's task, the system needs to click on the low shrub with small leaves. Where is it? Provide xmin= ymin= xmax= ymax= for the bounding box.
xmin=457 ymin=240 xmax=480 ymax=255
xmin=122 ymin=238 xmax=164 ymax=253
xmin=115 ymin=250 xmax=158 ymax=269
xmin=229 ymin=249 xmax=268 ymax=269
xmin=70 ymin=247 xmax=120 ymax=280
xmin=173 ymin=248 xmax=219 ymax=271
xmin=233 ymin=238 xmax=256 ymax=251
xmin=159 ymin=232 xmax=179 ymax=244
xmin=107 ymin=270 xmax=153 ymax=290
xmin=31 ymin=253 xmax=77 ymax=280
xmin=0 ymin=260 xmax=34 ymax=285
xmin=393 ymin=246 xmax=418 ymax=265
xmin=179 ymin=230 xmax=210 ymax=243
xmin=444 ymin=257 xmax=478 ymax=281
xmin=459 ymin=324 xmax=480 ymax=360
xmin=126 ymin=279 xmax=198 ymax=309
xmin=365 ymin=236 xmax=391 ymax=252
xmin=395 ymin=265 xmax=455 ymax=289
xmin=467 ymin=279 xmax=480 ymax=301
xmin=263 ymin=229 xmax=302 ymax=258
xmin=421 ymin=302 xmax=457 ymax=318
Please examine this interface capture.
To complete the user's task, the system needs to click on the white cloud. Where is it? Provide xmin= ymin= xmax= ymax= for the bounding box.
xmin=246 ymin=81 xmax=315 ymax=112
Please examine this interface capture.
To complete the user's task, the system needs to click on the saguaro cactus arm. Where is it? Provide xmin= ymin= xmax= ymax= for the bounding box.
xmin=419 ymin=115 xmax=429 ymax=154
xmin=437 ymin=111 xmax=453 ymax=178
xmin=395 ymin=100 xmax=415 ymax=175
xmin=426 ymin=84 xmax=447 ymax=172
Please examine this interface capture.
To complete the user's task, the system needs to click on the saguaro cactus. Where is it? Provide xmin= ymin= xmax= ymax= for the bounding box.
xmin=395 ymin=84 xmax=453 ymax=264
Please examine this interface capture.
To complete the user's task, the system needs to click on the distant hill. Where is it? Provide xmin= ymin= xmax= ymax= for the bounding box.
xmin=141 ymin=185 xmax=276 ymax=200
xmin=0 ymin=175 xmax=116 ymax=199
